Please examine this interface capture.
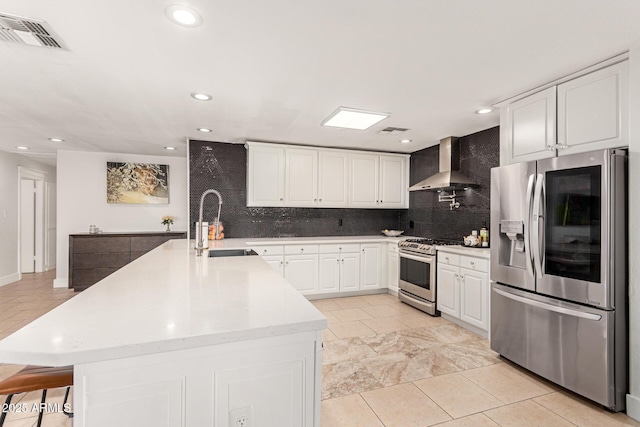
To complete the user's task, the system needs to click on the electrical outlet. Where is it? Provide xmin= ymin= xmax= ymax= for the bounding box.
xmin=338 ymin=218 xmax=343 ymax=226
xmin=229 ymin=406 xmax=253 ymax=427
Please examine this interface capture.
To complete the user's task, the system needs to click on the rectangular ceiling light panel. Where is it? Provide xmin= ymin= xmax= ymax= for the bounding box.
xmin=321 ymin=107 xmax=390 ymax=130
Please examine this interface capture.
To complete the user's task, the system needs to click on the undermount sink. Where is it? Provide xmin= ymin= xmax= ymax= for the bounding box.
xmin=208 ymin=249 xmax=258 ymax=258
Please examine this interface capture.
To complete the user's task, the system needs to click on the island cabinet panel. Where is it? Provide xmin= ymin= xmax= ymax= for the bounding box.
xmin=74 ymin=332 xmax=320 ymax=427
xmin=69 ymin=232 xmax=186 ymax=291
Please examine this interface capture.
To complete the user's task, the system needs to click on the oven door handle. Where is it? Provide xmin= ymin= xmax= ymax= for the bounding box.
xmin=399 ymin=252 xmax=433 ymax=263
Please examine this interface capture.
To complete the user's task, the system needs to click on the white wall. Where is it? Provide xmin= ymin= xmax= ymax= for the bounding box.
xmin=0 ymin=151 xmax=56 ymax=287
xmin=55 ymin=150 xmax=188 ymax=288
xmin=626 ymin=44 xmax=640 ymax=420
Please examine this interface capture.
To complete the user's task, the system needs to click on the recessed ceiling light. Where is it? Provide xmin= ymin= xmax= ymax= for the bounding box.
xmin=164 ymin=146 xmax=177 ymax=150
xmin=165 ymin=5 xmax=203 ymax=27
xmin=191 ymin=92 xmax=212 ymax=101
xmin=16 ymin=146 xmax=29 ymax=150
xmin=197 ymin=128 xmax=212 ymax=133
xmin=48 ymin=137 xmax=64 ymax=142
xmin=475 ymin=108 xmax=493 ymax=114
xmin=321 ymin=107 xmax=390 ymax=130
xmin=399 ymin=139 xmax=412 ymax=144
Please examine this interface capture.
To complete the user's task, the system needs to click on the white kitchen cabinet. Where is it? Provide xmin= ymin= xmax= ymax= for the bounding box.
xmin=387 ymin=243 xmax=399 ymax=294
xmin=557 ymin=60 xmax=628 ymax=154
xmin=360 ymin=243 xmax=382 ymax=290
xmin=246 ymin=144 xmax=285 ymax=206
xmin=247 ymin=142 xmax=408 ymax=209
xmin=285 ymin=148 xmax=318 ymax=206
xmin=284 ymin=254 xmax=319 ymax=295
xmin=317 ymin=151 xmax=348 ymax=207
xmin=504 ymin=87 xmax=556 ymax=164
xmin=379 ymin=155 xmax=407 ymax=208
xmin=437 ymin=250 xmax=489 ymax=334
xmin=318 ymin=251 xmax=360 ymax=293
xmin=349 ymin=153 xmax=409 ymax=208
xmin=349 ymin=153 xmax=379 ymax=207
xmin=263 ymin=255 xmax=285 ymax=276
xmin=459 ymin=267 xmax=488 ymax=330
xmin=436 ymin=263 xmax=459 ymax=317
xmin=500 ymin=60 xmax=629 ymax=165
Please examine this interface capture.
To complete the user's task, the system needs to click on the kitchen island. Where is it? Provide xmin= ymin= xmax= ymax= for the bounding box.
xmin=0 ymin=239 xmax=327 ymax=427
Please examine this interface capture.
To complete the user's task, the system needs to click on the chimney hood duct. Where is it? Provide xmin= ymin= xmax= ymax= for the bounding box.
xmin=408 ymin=137 xmax=478 ymax=192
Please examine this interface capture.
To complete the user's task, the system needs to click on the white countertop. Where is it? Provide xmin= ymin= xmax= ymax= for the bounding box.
xmin=0 ymin=239 xmax=327 ymax=366
xmin=206 ymin=235 xmax=415 ymax=248
xmin=435 ymin=245 xmax=491 ymax=258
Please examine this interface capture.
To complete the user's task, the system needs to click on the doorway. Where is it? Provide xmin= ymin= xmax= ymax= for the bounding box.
xmin=18 ymin=167 xmax=46 ymax=276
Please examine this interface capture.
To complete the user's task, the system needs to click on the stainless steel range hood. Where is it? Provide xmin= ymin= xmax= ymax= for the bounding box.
xmin=408 ymin=137 xmax=478 ymax=191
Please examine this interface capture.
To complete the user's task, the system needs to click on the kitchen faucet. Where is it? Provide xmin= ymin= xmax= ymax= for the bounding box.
xmin=196 ymin=189 xmax=222 ymax=256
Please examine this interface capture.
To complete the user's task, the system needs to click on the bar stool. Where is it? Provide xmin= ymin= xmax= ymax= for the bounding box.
xmin=0 ymin=365 xmax=73 ymax=427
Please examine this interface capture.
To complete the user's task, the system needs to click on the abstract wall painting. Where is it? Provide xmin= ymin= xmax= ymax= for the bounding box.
xmin=106 ymin=162 xmax=169 ymax=204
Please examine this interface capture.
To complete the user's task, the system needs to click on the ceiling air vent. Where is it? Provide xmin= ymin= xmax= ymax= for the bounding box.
xmin=379 ymin=127 xmax=409 ymax=135
xmin=0 ymin=12 xmax=65 ymax=49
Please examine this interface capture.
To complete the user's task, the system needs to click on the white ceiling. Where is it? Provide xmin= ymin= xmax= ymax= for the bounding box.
xmin=1 ymin=0 xmax=640 ymax=165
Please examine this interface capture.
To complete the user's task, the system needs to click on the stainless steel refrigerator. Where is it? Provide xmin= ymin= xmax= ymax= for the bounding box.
xmin=490 ymin=148 xmax=627 ymax=411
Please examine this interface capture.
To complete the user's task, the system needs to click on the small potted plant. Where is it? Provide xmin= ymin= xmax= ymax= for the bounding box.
xmin=161 ymin=215 xmax=174 ymax=232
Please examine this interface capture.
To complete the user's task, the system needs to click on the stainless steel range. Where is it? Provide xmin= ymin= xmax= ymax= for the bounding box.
xmin=398 ymin=238 xmax=456 ymax=316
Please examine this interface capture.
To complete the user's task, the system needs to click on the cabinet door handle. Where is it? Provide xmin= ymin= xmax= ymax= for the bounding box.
xmin=279 ymin=197 xmax=283 ymax=201
xmin=470 ymin=261 xmax=475 ymax=267
xmin=339 ymin=247 xmax=342 ymax=250
xmin=263 ymin=249 xmax=267 ymax=254
xmin=301 ymin=248 xmax=304 ymax=252
xmin=285 ymin=261 xmax=289 ymax=265
xmin=557 ymin=144 xmax=569 ymax=150
xmin=546 ymin=144 xmax=554 ymax=151
xmin=314 ymin=198 xmax=317 ymax=202
xmin=280 ymin=261 xmax=283 ymax=265
xmin=445 ymin=257 xmax=450 ymax=262
xmin=341 ymin=259 xmax=345 ymax=263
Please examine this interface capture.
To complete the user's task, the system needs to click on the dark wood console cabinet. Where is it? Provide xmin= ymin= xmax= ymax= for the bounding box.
xmin=69 ymin=232 xmax=186 ymax=291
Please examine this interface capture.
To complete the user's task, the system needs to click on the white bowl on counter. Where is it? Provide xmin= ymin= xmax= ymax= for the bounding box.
xmin=382 ymin=230 xmax=404 ymax=237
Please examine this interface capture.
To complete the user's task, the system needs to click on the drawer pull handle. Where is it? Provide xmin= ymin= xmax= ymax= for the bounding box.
xmin=301 ymin=248 xmax=304 ymax=252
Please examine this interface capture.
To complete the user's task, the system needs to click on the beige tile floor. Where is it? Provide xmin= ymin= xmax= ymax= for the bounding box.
xmin=315 ymin=294 xmax=640 ymax=427
xmin=1 ymin=272 xmax=639 ymax=426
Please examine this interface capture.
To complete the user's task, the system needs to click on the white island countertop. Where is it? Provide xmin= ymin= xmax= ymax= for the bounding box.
xmin=0 ymin=239 xmax=327 ymax=367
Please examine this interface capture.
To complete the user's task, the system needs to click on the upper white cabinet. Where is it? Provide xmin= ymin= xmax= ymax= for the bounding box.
xmin=379 ymin=155 xmax=407 ymax=208
xmin=500 ymin=60 xmax=629 ymax=165
xmin=349 ymin=153 xmax=408 ymax=208
xmin=349 ymin=153 xmax=379 ymax=207
xmin=504 ymin=87 xmax=557 ymax=164
xmin=317 ymin=151 xmax=349 ymax=207
xmin=247 ymin=142 xmax=409 ymax=208
xmin=285 ymin=148 xmax=318 ymax=206
xmin=247 ymin=144 xmax=285 ymax=206
xmin=557 ymin=61 xmax=628 ymax=154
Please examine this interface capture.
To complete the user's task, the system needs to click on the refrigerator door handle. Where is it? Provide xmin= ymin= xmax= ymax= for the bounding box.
xmin=532 ymin=173 xmax=545 ymax=279
xmin=494 ymin=287 xmax=602 ymax=321
xmin=524 ymin=174 xmax=535 ymax=277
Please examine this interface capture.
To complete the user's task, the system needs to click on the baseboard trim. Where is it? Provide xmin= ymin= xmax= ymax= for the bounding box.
xmin=0 ymin=273 xmax=20 ymax=288
xmin=627 ymin=393 xmax=640 ymax=421
xmin=53 ymin=277 xmax=69 ymax=288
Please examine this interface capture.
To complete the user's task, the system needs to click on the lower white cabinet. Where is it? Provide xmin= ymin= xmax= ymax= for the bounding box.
xmin=387 ymin=244 xmax=399 ymax=293
xmin=360 ymin=243 xmax=382 ymax=290
xmin=318 ymin=251 xmax=360 ymax=293
xmin=74 ymin=331 xmax=321 ymax=427
xmin=284 ymin=254 xmax=319 ymax=295
xmin=437 ymin=250 xmax=489 ymax=333
xmin=253 ymin=240 xmax=387 ymax=297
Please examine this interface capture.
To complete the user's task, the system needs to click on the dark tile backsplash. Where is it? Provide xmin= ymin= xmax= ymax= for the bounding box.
xmin=189 ymin=127 xmax=499 ymax=240
xmin=188 ymin=141 xmax=403 ymax=238
xmin=399 ymin=126 xmax=500 ymax=241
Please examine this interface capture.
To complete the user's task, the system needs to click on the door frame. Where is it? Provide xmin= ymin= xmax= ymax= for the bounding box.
xmin=17 ymin=166 xmax=47 ymax=278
